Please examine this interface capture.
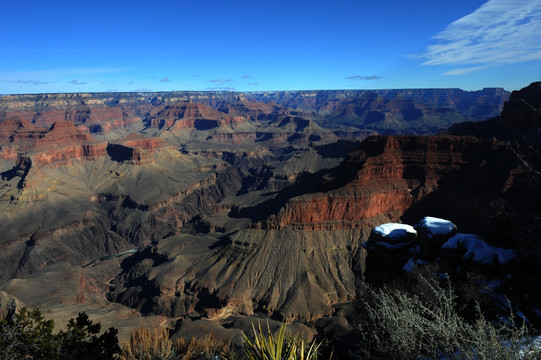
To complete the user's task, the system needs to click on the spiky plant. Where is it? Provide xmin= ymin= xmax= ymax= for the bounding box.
xmin=241 ymin=322 xmax=324 ymax=360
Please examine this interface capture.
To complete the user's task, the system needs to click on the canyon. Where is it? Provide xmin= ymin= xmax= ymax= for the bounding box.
xmin=1 ymin=84 xmax=540 ymax=342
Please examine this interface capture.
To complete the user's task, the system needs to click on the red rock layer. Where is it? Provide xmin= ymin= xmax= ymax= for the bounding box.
xmin=0 ymin=120 xmax=164 ymax=168
xmin=266 ymin=135 xmax=517 ymax=231
xmin=149 ymin=102 xmax=246 ymax=130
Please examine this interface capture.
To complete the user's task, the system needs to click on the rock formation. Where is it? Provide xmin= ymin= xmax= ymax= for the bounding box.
xmin=0 ymin=291 xmax=24 ymax=321
xmin=108 ymin=132 xmax=536 ymax=324
xmin=363 ymin=223 xmax=417 ymax=284
xmin=415 ymin=216 xmax=457 ymax=259
xmin=0 ymin=83 xmax=538 ymax=342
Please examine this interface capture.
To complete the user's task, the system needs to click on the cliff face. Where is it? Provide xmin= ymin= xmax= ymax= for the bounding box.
xmin=0 ymin=119 xmax=162 ymax=167
xmin=500 ymin=81 xmax=541 ymax=128
xmin=266 ymin=135 xmax=529 ymax=238
xmin=248 ymin=88 xmax=510 ymax=134
xmin=108 ymin=133 xmax=536 ymax=323
xmin=0 ymin=88 xmax=509 ymax=138
xmin=447 ymin=81 xmax=541 ymax=145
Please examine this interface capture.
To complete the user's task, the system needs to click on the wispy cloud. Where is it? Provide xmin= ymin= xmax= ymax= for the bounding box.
xmin=419 ymin=0 xmax=541 ymax=74
xmin=160 ymin=77 xmax=170 ymax=82
xmin=249 ymin=82 xmax=259 ymax=86
xmin=206 ymin=86 xmax=236 ymax=91
xmin=210 ymin=79 xmax=234 ymax=85
xmin=346 ymin=75 xmax=382 ymax=81
xmin=69 ymin=80 xmax=89 ymax=85
xmin=4 ymin=79 xmax=55 ymax=85
xmin=443 ymin=66 xmax=489 ymax=76
xmin=242 ymin=75 xmax=252 ymax=79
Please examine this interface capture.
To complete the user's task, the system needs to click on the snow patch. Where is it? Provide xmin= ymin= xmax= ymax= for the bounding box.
xmin=373 ymin=223 xmax=416 ymax=241
xmin=416 ymin=216 xmax=456 ymax=237
xmin=442 ymin=233 xmax=515 ymax=265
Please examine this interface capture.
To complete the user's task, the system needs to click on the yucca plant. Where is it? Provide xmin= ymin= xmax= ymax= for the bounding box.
xmin=241 ymin=321 xmax=325 ymax=360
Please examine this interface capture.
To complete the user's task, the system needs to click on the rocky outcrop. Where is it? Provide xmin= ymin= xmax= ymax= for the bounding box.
xmin=363 ymin=223 xmax=417 ymax=284
xmin=415 ymin=216 xmax=457 ymax=259
xmin=0 ymin=119 xmax=167 ymax=170
xmin=362 ymin=216 xmax=517 ymax=286
xmin=0 ymin=291 xmax=24 ymax=321
xmin=254 ymin=135 xmax=521 ymax=235
xmin=106 ymin=134 xmax=165 ymax=165
xmin=500 ymin=82 xmax=541 ymax=128
xmin=0 ymin=120 xmax=103 ymax=164
xmin=440 ymin=233 xmax=515 ymax=273
xmin=447 ymin=82 xmax=541 ymax=145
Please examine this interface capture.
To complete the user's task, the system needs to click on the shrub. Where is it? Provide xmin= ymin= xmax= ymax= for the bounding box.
xmin=0 ymin=307 xmax=56 ymax=360
xmin=0 ymin=307 xmax=120 ymax=360
xmin=358 ymin=275 xmax=540 ymax=359
xmin=56 ymin=312 xmax=120 ymax=360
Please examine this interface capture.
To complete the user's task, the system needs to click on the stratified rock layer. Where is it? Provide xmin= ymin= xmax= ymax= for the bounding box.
xmin=109 ymin=132 xmax=535 ymax=322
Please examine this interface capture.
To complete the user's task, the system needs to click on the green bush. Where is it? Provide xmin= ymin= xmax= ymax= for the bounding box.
xmin=0 ymin=307 xmax=120 ymax=360
xmin=358 ymin=275 xmax=540 ymax=359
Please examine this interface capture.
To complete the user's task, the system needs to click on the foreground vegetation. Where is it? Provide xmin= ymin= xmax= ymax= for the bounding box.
xmin=0 ymin=308 xmax=119 ymax=360
xmin=119 ymin=322 xmax=325 ymax=360
xmin=357 ymin=274 xmax=541 ymax=359
xmin=2 ymin=275 xmax=540 ymax=359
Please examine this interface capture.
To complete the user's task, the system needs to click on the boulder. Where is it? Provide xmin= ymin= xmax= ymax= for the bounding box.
xmin=440 ymin=233 xmax=515 ymax=275
xmin=363 ymin=223 xmax=417 ymax=284
xmin=415 ymin=216 xmax=457 ymax=259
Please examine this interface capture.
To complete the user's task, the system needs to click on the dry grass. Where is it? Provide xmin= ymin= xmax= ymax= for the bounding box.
xmin=120 ymin=327 xmax=238 ymax=360
xmin=174 ymin=333 xmax=237 ymax=360
xmin=120 ymin=326 xmax=176 ymax=360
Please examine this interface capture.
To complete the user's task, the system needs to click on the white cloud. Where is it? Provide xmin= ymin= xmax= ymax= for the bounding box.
xmin=443 ymin=66 xmax=489 ymax=75
xmin=419 ymin=0 xmax=541 ymax=73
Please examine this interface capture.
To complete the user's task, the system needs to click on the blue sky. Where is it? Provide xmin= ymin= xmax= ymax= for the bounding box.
xmin=1 ymin=0 xmax=540 ymax=94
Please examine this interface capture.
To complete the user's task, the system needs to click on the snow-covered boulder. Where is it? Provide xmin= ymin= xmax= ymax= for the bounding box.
xmin=363 ymin=223 xmax=417 ymax=284
xmin=364 ymin=223 xmax=417 ymax=255
xmin=415 ymin=216 xmax=457 ymax=258
xmin=441 ymin=233 xmax=515 ymax=265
